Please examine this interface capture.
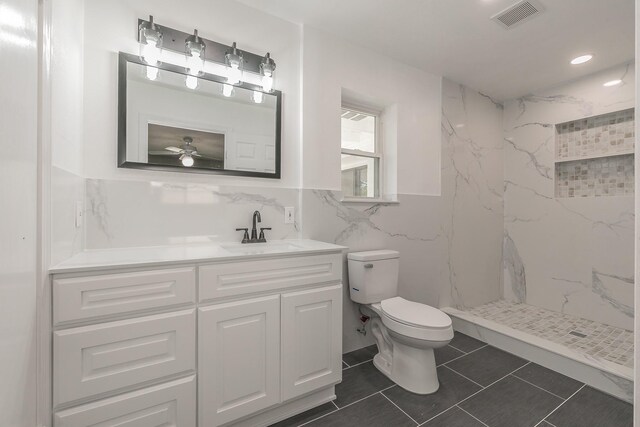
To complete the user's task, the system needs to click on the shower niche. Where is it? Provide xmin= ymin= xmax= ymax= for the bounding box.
xmin=554 ymin=108 xmax=635 ymax=198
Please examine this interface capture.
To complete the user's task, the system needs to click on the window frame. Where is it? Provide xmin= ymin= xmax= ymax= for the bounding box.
xmin=340 ymin=103 xmax=383 ymax=200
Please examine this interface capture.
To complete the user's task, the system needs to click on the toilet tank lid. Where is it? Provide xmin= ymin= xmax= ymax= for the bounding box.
xmin=348 ymin=250 xmax=399 ymax=261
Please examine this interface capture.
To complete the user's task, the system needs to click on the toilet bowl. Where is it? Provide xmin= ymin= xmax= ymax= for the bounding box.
xmin=347 ymin=250 xmax=453 ymax=394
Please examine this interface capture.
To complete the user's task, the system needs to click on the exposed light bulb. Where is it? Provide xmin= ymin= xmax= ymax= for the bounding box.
xmin=185 ymin=29 xmax=206 ymax=76
xmin=261 ymin=75 xmax=273 ymax=93
xmin=259 ymin=52 xmax=276 ymax=92
xmin=181 ymin=154 xmax=194 ymax=167
xmin=146 ymin=66 xmax=159 ymax=80
xmin=222 ymin=84 xmax=234 ymax=97
xmin=253 ymin=91 xmax=264 ymax=104
xmin=185 ymin=75 xmax=198 ymax=90
xmin=603 ymin=79 xmax=622 ymax=87
xmin=141 ymin=42 xmax=161 ymax=65
xmin=225 ymin=42 xmax=244 ymax=85
xmin=227 ymin=63 xmax=242 ymax=85
xmin=570 ymin=54 xmax=593 ymax=65
xmin=139 ymin=16 xmax=163 ymax=65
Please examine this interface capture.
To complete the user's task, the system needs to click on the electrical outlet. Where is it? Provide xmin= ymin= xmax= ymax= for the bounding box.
xmin=75 ymin=201 xmax=83 ymax=229
xmin=284 ymin=207 xmax=295 ymax=224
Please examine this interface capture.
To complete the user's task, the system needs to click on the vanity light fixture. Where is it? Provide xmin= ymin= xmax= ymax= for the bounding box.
xmin=603 ymin=79 xmax=622 ymax=87
xmin=135 ymin=17 xmax=279 ymax=91
xmin=222 ymin=84 xmax=234 ymax=97
xmin=225 ymin=42 xmax=244 ymax=85
xmin=252 ymin=90 xmax=264 ymax=104
xmin=139 ymin=15 xmax=163 ymax=74
xmin=570 ymin=54 xmax=593 ymax=65
xmin=259 ymin=52 xmax=276 ymax=92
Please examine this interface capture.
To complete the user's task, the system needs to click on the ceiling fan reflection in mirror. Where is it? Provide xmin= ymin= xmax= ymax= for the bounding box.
xmin=148 ymin=136 xmax=213 ymax=167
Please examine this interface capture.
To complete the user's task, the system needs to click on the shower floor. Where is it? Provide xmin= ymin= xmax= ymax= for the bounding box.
xmin=462 ymin=300 xmax=633 ymax=369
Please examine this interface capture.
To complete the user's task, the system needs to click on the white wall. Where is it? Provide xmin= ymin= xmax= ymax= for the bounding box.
xmin=50 ymin=0 xmax=85 ymax=264
xmin=0 ymin=0 xmax=39 ymax=425
xmin=301 ymin=26 xmax=442 ymax=195
xmin=82 ymin=0 xmax=301 ymax=188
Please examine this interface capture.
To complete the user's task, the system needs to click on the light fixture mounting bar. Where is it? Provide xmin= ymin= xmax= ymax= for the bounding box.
xmin=137 ymin=18 xmax=264 ymax=74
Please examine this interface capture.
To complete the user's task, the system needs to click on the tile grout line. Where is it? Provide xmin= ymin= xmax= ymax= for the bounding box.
xmin=441 ymin=365 xmax=485 ymax=389
xmin=510 ymin=373 xmax=570 ymax=401
xmin=439 ymin=344 xmax=489 ymax=367
xmin=456 ymin=405 xmax=490 ymax=427
xmin=341 ymin=358 xmax=373 ymax=370
xmin=380 ymin=391 xmax=420 ymax=426
xmin=295 ymin=407 xmax=340 ymax=427
xmin=296 ymin=384 xmax=398 ymax=426
xmin=532 ymin=384 xmax=586 ymax=427
xmin=418 ymin=361 xmax=532 ymax=426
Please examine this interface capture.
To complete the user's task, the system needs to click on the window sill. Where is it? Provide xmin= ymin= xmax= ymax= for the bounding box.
xmin=341 ymin=197 xmax=399 ymax=205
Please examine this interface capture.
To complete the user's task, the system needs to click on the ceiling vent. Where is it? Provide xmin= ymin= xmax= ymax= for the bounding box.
xmin=491 ymin=0 xmax=544 ymax=29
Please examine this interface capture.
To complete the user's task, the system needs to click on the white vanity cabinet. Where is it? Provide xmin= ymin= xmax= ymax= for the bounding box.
xmin=50 ymin=240 xmax=344 ymax=427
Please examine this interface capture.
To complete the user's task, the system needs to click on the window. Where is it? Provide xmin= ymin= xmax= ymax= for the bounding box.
xmin=341 ymin=106 xmax=380 ymax=199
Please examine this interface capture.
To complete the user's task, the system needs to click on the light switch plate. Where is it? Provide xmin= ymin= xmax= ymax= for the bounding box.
xmin=284 ymin=207 xmax=295 ymax=224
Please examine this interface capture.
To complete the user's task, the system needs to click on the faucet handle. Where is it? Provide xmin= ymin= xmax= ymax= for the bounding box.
xmin=258 ymin=227 xmax=272 ymax=242
xmin=235 ymin=228 xmax=250 ymax=243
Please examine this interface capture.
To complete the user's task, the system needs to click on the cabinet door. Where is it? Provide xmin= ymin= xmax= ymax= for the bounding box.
xmin=281 ymin=284 xmax=342 ymax=401
xmin=199 ymin=295 xmax=280 ymax=426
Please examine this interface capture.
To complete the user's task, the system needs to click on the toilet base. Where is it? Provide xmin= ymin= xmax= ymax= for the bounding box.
xmin=373 ymin=341 xmax=440 ymax=395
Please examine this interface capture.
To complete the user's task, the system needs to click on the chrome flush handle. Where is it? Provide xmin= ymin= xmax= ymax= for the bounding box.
xmin=364 ymin=264 xmax=374 ymax=269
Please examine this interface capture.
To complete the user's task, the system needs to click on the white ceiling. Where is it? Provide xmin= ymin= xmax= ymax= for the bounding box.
xmin=236 ymin=0 xmax=634 ymax=101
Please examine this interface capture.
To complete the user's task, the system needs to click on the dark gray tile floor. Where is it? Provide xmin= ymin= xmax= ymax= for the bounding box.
xmin=271 ymin=332 xmax=633 ymax=427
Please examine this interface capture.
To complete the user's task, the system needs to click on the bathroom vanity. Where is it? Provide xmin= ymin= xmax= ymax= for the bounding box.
xmin=49 ymin=240 xmax=344 ymax=427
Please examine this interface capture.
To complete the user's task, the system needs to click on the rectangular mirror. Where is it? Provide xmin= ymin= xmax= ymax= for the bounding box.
xmin=118 ymin=52 xmax=281 ymax=178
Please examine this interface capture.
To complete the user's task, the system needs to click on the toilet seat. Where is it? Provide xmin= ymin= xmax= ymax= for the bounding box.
xmin=380 ymin=297 xmax=453 ymax=342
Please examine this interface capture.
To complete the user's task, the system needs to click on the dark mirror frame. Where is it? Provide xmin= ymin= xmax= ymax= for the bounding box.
xmin=117 ymin=52 xmax=282 ymax=178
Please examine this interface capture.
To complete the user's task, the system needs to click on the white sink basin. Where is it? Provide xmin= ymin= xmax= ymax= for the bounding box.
xmin=220 ymin=241 xmax=304 ymax=255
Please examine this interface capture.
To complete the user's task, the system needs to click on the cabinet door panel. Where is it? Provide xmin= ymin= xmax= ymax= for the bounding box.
xmin=54 ymin=376 xmax=196 ymax=427
xmin=199 ymin=295 xmax=280 ymax=426
xmin=54 ymin=310 xmax=195 ymax=406
xmin=281 ymin=284 xmax=342 ymax=401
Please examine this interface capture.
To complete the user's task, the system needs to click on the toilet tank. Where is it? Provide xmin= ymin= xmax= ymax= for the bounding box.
xmin=347 ymin=250 xmax=399 ymax=304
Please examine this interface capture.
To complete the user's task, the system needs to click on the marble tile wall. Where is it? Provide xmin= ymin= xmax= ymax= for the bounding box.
xmin=84 ymin=179 xmax=300 ymax=249
xmin=503 ymin=63 xmax=635 ymax=331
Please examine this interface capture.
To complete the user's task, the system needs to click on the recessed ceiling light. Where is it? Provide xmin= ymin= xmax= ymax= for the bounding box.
xmin=570 ymin=54 xmax=593 ymax=65
xmin=603 ymin=79 xmax=622 ymax=87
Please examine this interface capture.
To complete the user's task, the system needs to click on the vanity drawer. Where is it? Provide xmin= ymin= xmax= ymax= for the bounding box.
xmin=53 ymin=267 xmax=196 ymax=325
xmin=54 ymin=375 xmax=196 ymax=427
xmin=53 ymin=309 xmax=196 ymax=406
xmin=199 ymin=254 xmax=342 ymax=301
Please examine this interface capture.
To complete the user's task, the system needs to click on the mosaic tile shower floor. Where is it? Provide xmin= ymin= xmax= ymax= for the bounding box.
xmin=464 ymin=300 xmax=633 ymax=368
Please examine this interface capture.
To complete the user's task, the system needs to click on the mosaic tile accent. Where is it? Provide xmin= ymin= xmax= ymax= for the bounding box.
xmin=465 ymin=300 xmax=634 ymax=368
xmin=556 ymin=108 xmax=635 ymax=160
xmin=555 ymin=154 xmax=634 ymax=198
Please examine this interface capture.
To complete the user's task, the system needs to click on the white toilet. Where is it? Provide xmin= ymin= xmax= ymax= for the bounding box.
xmin=347 ymin=249 xmax=453 ymax=394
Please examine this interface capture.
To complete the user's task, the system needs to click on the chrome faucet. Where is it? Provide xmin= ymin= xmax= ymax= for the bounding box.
xmin=236 ymin=210 xmax=271 ymax=243
xmin=251 ymin=210 xmax=261 ymax=241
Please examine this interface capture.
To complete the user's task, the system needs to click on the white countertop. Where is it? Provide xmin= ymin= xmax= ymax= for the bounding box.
xmin=49 ymin=239 xmax=347 ymax=274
